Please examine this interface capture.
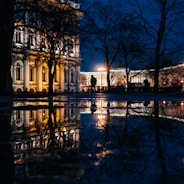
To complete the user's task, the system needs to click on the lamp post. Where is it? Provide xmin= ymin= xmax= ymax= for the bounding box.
xmin=97 ymin=67 xmax=106 ymax=92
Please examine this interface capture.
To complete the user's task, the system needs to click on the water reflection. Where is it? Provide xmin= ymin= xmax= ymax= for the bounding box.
xmin=80 ymin=99 xmax=184 ymax=183
xmin=83 ymin=100 xmax=184 ymax=122
xmin=7 ymin=98 xmax=184 ymax=183
xmin=11 ymin=99 xmax=81 ymax=183
xmin=0 ymin=102 xmax=14 ymax=183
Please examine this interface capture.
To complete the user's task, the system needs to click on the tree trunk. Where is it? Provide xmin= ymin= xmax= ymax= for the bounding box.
xmin=154 ymin=101 xmax=167 ymax=183
xmin=0 ymin=0 xmax=15 ymax=96
xmin=154 ymin=53 xmax=160 ymax=93
xmin=125 ymin=56 xmax=129 ymax=91
xmin=48 ymin=61 xmax=54 ymax=95
xmin=154 ymin=1 xmax=167 ymax=93
xmin=106 ymin=65 xmax=111 ymax=92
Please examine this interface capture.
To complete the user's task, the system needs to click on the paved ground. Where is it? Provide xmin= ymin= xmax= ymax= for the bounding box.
xmin=0 ymin=92 xmax=183 ymax=103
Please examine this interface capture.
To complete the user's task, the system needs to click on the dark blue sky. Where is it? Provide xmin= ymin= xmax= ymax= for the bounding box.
xmin=80 ymin=49 xmax=105 ymax=72
xmin=79 ymin=0 xmax=184 ymax=72
xmin=79 ymin=0 xmax=103 ymax=72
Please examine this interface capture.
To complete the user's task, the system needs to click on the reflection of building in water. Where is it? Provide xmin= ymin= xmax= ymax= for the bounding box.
xmin=159 ymin=101 xmax=184 ymax=122
xmin=11 ymin=100 xmax=80 ymax=178
xmin=80 ymin=100 xmax=184 ymax=122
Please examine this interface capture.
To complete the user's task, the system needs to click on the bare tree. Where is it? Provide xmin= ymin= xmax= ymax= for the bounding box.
xmin=81 ymin=0 xmax=124 ymax=92
xmin=118 ymin=13 xmax=145 ymax=91
xmin=14 ymin=0 xmax=82 ymax=94
xmin=37 ymin=2 xmax=81 ymax=94
xmin=130 ymin=0 xmax=184 ymax=93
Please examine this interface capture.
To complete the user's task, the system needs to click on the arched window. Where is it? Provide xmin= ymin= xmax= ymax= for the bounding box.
xmin=16 ymin=63 xmax=21 ymax=80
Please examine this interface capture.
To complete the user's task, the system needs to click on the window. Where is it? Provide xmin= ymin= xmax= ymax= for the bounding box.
xmin=16 ymin=28 xmax=22 ymax=43
xmin=54 ymin=70 xmax=58 ymax=82
xmin=29 ymin=12 xmax=36 ymax=24
xmin=29 ymin=110 xmax=34 ymax=120
xmin=16 ymin=110 xmax=21 ymax=120
xmin=62 ymin=38 xmax=73 ymax=55
xmin=68 ymin=39 xmax=73 ymax=54
xmin=29 ymin=30 xmax=34 ymax=46
xmin=30 ymin=67 xmax=34 ymax=81
xmin=71 ymin=69 xmax=74 ymax=83
xmin=64 ymin=68 xmax=67 ymax=83
xmin=42 ymin=67 xmax=46 ymax=82
xmin=16 ymin=63 xmax=21 ymax=80
xmin=42 ymin=110 xmax=46 ymax=120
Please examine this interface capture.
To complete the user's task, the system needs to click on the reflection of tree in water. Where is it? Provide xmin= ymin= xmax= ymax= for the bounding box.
xmin=12 ymin=98 xmax=82 ymax=183
xmin=79 ymin=101 xmax=184 ymax=184
xmin=48 ymin=108 xmax=74 ymax=150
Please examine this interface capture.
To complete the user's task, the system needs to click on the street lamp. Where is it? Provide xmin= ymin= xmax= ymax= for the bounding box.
xmin=97 ymin=67 xmax=106 ymax=92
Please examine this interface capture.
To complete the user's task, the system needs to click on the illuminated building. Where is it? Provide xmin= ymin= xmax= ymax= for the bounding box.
xmin=11 ymin=0 xmax=82 ymax=93
xmin=80 ymin=63 xmax=184 ymax=92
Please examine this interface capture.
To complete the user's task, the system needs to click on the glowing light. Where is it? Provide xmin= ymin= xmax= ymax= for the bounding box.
xmin=97 ymin=67 xmax=106 ymax=72
xmin=97 ymin=114 xmax=106 ymax=119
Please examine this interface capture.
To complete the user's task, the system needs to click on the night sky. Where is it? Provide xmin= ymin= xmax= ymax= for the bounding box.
xmin=80 ymin=0 xmax=106 ymax=72
xmin=79 ymin=0 xmax=184 ymax=72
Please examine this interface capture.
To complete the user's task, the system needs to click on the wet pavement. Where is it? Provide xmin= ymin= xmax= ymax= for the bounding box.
xmin=0 ymin=93 xmax=184 ymax=183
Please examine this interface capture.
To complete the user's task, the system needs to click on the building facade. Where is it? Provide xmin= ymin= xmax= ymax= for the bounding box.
xmin=12 ymin=0 xmax=82 ymax=93
xmin=80 ymin=63 xmax=184 ymax=92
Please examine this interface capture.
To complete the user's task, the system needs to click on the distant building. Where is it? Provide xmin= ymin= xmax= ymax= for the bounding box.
xmin=80 ymin=63 xmax=184 ymax=92
xmin=12 ymin=0 xmax=82 ymax=93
